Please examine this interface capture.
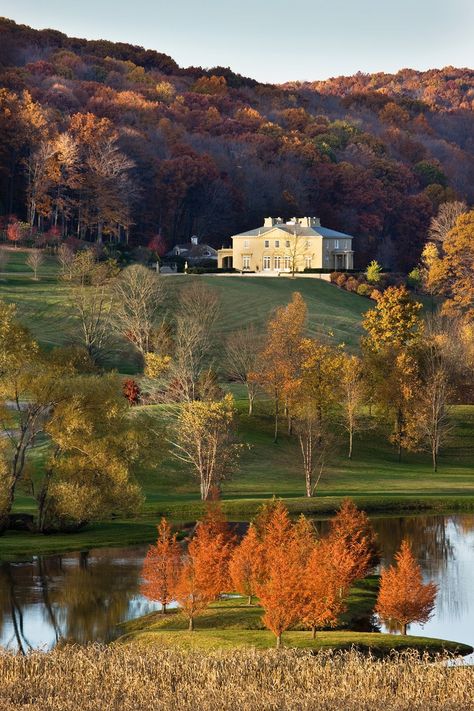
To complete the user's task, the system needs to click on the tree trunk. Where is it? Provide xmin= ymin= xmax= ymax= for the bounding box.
xmin=276 ymin=633 xmax=282 ymax=648
xmin=188 ymin=616 xmax=194 ymax=631
xmin=312 ymin=626 xmax=316 ymax=640
xmin=247 ymin=388 xmax=254 ymax=416
xmin=274 ymin=394 xmax=279 ymax=444
xmin=0 ymin=482 xmax=16 ymax=534
xmin=348 ymin=428 xmax=353 ymax=459
xmin=162 ymin=602 xmax=167 ymax=614
xmin=432 ymin=445 xmax=438 ymax=473
xmin=403 ymin=623 xmax=407 ymax=636
xmin=247 ymin=595 xmax=252 ymax=606
xmin=305 ymin=469 xmax=312 ymax=498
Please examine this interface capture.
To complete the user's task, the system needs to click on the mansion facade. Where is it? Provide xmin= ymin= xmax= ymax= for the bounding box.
xmin=217 ymin=217 xmax=354 ymax=273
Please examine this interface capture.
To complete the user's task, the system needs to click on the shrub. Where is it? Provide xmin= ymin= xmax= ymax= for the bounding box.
xmin=345 ymin=277 xmax=359 ymax=292
xmin=366 ymin=260 xmax=383 ymax=284
xmin=330 ymin=271 xmax=343 ymax=283
xmin=122 ymin=378 xmax=141 ymax=405
xmin=357 ymin=283 xmax=371 ymax=297
xmin=370 ymin=289 xmax=382 ymax=301
xmin=335 ymin=274 xmax=347 ymax=288
xmin=407 ymin=268 xmax=422 ymax=290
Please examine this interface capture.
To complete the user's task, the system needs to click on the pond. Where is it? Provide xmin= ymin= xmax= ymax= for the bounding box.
xmin=0 ymin=513 xmax=473 ymax=656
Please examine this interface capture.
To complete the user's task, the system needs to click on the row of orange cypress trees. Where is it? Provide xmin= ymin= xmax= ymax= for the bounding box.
xmin=141 ymin=499 xmax=437 ymax=646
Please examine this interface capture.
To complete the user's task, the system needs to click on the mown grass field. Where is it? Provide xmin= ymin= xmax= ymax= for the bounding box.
xmin=4 ymin=398 xmax=474 ymax=559
xmin=0 ymin=251 xmax=369 ymax=360
xmin=0 ymin=250 xmax=473 ymax=559
xmin=118 ymin=580 xmax=472 ymax=656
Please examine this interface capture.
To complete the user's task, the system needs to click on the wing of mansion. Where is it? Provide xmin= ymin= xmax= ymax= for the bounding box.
xmin=218 ymin=217 xmax=354 ymax=273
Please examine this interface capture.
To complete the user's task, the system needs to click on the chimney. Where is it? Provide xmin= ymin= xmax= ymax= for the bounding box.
xmin=190 ymin=235 xmax=198 ymax=245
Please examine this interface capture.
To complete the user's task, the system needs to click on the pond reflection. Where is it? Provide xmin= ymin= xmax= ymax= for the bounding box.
xmin=0 ymin=546 xmax=157 ymax=652
xmin=0 ymin=514 xmax=473 ymax=653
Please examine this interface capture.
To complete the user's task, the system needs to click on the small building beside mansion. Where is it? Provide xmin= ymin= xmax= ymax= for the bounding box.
xmin=217 ymin=217 xmax=354 ymax=273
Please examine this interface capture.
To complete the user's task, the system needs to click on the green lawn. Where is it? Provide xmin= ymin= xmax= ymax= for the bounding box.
xmin=4 ymin=400 xmax=473 ymax=559
xmin=1 ymin=252 xmax=473 ymax=559
xmin=0 ymin=254 xmax=369 ymax=357
xmin=165 ymin=274 xmax=368 ymax=350
xmin=118 ymin=581 xmax=473 ymax=657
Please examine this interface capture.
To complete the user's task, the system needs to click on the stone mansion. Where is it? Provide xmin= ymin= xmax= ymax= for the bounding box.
xmin=217 ymin=217 xmax=354 ymax=273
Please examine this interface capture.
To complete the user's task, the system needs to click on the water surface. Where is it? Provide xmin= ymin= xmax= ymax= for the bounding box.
xmin=0 ymin=514 xmax=473 ymax=655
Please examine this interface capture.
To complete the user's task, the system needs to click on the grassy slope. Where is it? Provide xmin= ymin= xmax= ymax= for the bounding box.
xmin=165 ymin=274 xmax=368 ymax=350
xmin=5 ymin=400 xmax=473 ymax=559
xmin=1 ymin=253 xmax=473 ymax=558
xmin=0 ymin=256 xmax=368 ymax=355
xmin=118 ymin=579 xmax=473 ymax=656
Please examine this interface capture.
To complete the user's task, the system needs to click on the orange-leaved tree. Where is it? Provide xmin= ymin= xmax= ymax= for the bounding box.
xmin=328 ymin=499 xmax=378 ymax=583
xmin=174 ymin=502 xmax=234 ymax=630
xmin=140 ymin=517 xmax=181 ymax=614
xmin=251 ymin=292 xmax=307 ymax=443
xmin=229 ymin=523 xmax=264 ymax=605
xmin=174 ymin=550 xmax=212 ymax=632
xmin=193 ymin=499 xmax=235 ymax=598
xmin=256 ymin=501 xmax=303 ymax=647
xmin=376 ymin=539 xmax=437 ymax=636
xmin=302 ymin=535 xmax=355 ymax=638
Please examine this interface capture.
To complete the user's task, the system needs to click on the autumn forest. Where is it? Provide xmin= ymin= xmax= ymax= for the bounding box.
xmin=1 ymin=17 xmax=474 ymax=269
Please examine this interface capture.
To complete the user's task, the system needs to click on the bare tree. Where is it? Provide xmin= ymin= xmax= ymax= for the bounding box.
xmin=225 ymin=325 xmax=262 ymax=415
xmin=168 ymin=394 xmax=242 ymax=500
xmin=113 ymin=265 xmax=165 ymax=357
xmin=170 ymin=282 xmax=220 ymax=401
xmin=57 ymin=244 xmax=75 ymax=280
xmin=287 ymin=224 xmax=306 ymax=277
xmin=418 ymin=317 xmax=458 ymax=471
xmin=26 ymin=250 xmax=44 ymax=280
xmin=338 ymin=353 xmax=366 ymax=459
xmin=67 ymin=251 xmax=118 ymax=363
xmin=429 ymin=201 xmax=467 ymax=245
xmin=73 ymin=284 xmax=115 ymax=363
xmin=293 ymin=407 xmax=334 ymax=497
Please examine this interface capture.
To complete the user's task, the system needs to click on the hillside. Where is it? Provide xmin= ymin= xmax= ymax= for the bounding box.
xmin=0 ymin=253 xmax=368 ymax=370
xmin=1 ymin=17 xmax=473 ymax=272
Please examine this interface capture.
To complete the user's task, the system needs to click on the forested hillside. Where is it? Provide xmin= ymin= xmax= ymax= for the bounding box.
xmin=1 ymin=17 xmax=473 ymax=270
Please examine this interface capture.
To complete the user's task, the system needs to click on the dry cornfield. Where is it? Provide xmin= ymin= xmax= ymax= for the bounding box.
xmin=0 ymin=645 xmax=473 ymax=710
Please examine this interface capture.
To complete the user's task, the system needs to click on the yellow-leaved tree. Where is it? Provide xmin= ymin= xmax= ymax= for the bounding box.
xmin=169 ymin=393 xmax=243 ymax=500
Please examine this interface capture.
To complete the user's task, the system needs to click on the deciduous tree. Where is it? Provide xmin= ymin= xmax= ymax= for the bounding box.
xmin=26 ymin=249 xmax=43 ymax=280
xmin=328 ymin=499 xmax=378 ymax=582
xmin=376 ymin=539 xmax=437 ymax=635
xmin=169 ymin=394 xmax=242 ymax=500
xmin=338 ymin=353 xmax=366 ymax=459
xmin=113 ymin=264 xmax=165 ymax=358
xmin=362 ymin=286 xmax=423 ymax=352
xmin=253 ymin=292 xmax=307 ymax=442
xmin=225 ymin=325 xmax=262 ymax=415
xmin=141 ymin=518 xmax=181 ymax=613
xmin=256 ymin=501 xmax=303 ymax=647
xmin=228 ymin=524 xmax=263 ymax=605
xmin=302 ymin=535 xmax=354 ymax=638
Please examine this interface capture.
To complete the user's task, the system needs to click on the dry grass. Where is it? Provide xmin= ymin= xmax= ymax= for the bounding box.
xmin=0 ymin=645 xmax=473 ymax=710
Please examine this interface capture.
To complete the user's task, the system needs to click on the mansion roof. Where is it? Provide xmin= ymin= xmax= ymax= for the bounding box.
xmin=234 ymin=224 xmax=353 ymax=240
